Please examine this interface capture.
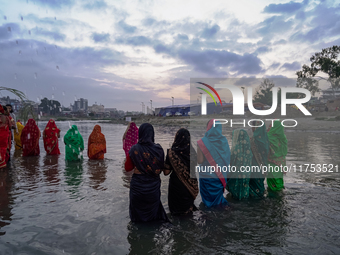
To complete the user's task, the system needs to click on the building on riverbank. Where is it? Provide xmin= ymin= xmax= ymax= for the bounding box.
xmin=0 ymin=96 xmax=22 ymax=112
xmin=72 ymin=98 xmax=88 ymax=112
xmin=321 ymin=88 xmax=340 ymax=101
xmin=88 ymin=103 xmax=105 ymax=117
xmin=155 ymin=103 xmax=227 ymax=117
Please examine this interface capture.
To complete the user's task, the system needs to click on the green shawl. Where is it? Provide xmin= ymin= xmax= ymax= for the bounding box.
xmin=267 ymin=120 xmax=287 ymax=166
xmin=227 ymin=129 xmax=253 ymax=200
xmin=64 ymin=125 xmax=84 ymax=161
xmin=249 ymin=122 xmax=270 ymax=198
xmin=266 ymin=120 xmax=288 ymax=191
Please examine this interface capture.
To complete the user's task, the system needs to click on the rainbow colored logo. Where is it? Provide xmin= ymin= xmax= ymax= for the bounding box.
xmin=196 ymin=82 xmax=223 ymax=106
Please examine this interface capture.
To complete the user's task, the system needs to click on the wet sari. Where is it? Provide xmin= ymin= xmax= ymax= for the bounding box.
xmin=21 ymin=119 xmax=41 ymax=157
xmin=266 ymin=120 xmax=288 ymax=191
xmin=0 ymin=105 xmax=11 ymax=168
xmin=197 ymin=119 xmax=230 ymax=207
xmin=43 ymin=119 xmax=61 ymax=155
xmin=123 ymin=122 xmax=138 ymax=157
xmin=165 ymin=128 xmax=199 ymax=215
xmin=227 ymin=129 xmax=253 ymax=200
xmin=88 ymin=125 xmax=106 ymax=160
xmin=64 ymin=125 xmax=84 ymax=161
xmin=249 ymin=122 xmax=270 ymax=198
xmin=14 ymin=121 xmax=24 ymax=150
xmin=128 ymin=123 xmax=168 ymax=222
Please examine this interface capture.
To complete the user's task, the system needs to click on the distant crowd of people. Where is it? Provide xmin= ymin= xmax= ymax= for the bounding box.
xmin=0 ymin=104 xmax=287 ymax=223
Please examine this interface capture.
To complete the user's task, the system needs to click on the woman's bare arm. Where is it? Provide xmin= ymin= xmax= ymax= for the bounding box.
xmin=197 ymin=146 xmax=204 ymax=164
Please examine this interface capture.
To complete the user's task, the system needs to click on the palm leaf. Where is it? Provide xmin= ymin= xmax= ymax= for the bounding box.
xmin=0 ymin=86 xmax=27 ymax=101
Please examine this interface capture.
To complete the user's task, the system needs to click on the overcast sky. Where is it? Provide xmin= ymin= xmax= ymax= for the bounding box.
xmin=0 ymin=0 xmax=339 ymax=111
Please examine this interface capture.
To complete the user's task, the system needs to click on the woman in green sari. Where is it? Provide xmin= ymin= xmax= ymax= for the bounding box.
xmin=266 ymin=120 xmax=288 ymax=191
xmin=249 ymin=121 xmax=270 ymax=198
xmin=227 ymin=129 xmax=253 ymax=200
xmin=64 ymin=125 xmax=84 ymax=161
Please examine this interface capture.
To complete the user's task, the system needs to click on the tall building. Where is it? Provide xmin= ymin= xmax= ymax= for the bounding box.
xmin=72 ymin=98 xmax=88 ymax=112
xmin=79 ymin=98 xmax=88 ymax=111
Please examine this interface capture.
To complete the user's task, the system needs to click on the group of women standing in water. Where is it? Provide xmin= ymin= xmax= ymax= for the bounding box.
xmin=0 ymin=104 xmax=108 ymax=168
xmin=1 ymin=106 xmax=288 ymax=224
xmin=123 ymin=119 xmax=288 ymax=223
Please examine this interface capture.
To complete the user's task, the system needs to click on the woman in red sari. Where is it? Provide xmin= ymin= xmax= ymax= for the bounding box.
xmin=43 ymin=119 xmax=61 ymax=155
xmin=88 ymin=125 xmax=106 ymax=160
xmin=0 ymin=105 xmax=11 ymax=168
xmin=21 ymin=119 xmax=41 ymax=157
xmin=3 ymin=106 xmax=14 ymax=151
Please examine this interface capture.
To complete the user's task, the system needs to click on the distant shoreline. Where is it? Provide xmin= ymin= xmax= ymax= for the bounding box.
xmin=35 ymin=111 xmax=340 ymax=132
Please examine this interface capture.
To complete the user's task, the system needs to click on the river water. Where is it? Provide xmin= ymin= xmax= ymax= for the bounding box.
xmin=0 ymin=121 xmax=339 ymax=254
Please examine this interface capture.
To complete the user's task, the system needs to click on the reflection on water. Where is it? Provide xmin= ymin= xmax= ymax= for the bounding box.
xmin=0 ymin=170 xmax=13 ymax=236
xmin=122 ymin=165 xmax=133 ymax=189
xmin=65 ymin=161 xmax=84 ymax=199
xmin=43 ymin=155 xmax=60 ymax=190
xmin=87 ymin=159 xmax=107 ymax=190
xmin=0 ymin=121 xmax=339 ymax=254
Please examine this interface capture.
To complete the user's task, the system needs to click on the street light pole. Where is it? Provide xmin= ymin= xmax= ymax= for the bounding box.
xmin=150 ymin=100 xmax=152 ymax=114
xmin=171 ymin=97 xmax=174 ymax=106
xmin=141 ymin=102 xmax=145 ymax=114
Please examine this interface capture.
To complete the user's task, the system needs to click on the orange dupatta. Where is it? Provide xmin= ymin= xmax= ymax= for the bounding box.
xmin=88 ymin=125 xmax=106 ymax=160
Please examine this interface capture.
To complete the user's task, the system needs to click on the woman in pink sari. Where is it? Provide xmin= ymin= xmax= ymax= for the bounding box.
xmin=123 ymin=122 xmax=138 ymax=157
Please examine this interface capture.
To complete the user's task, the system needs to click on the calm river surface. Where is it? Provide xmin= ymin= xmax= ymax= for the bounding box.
xmin=0 ymin=121 xmax=340 ymax=254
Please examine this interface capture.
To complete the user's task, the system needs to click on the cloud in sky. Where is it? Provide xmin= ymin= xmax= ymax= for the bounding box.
xmin=201 ymin=24 xmax=220 ymax=38
xmin=27 ymin=0 xmax=75 ymax=9
xmin=116 ymin=20 xmax=137 ymax=34
xmin=263 ymin=1 xmax=305 ymax=13
xmin=82 ymin=0 xmax=107 ymax=10
xmin=92 ymin=32 xmax=110 ymax=43
xmin=281 ymin=61 xmax=301 ymax=71
xmin=0 ymin=0 xmax=339 ymax=111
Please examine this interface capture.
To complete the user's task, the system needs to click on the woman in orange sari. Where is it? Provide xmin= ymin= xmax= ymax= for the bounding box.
xmin=21 ymin=119 xmax=41 ymax=157
xmin=43 ymin=119 xmax=61 ymax=155
xmin=0 ymin=105 xmax=11 ymax=168
xmin=88 ymin=125 xmax=106 ymax=160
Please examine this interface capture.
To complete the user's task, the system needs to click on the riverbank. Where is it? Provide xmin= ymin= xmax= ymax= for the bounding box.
xmin=131 ymin=112 xmax=340 ymax=132
xmin=37 ymin=110 xmax=340 ymax=132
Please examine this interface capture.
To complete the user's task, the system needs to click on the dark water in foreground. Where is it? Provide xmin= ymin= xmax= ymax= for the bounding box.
xmin=0 ymin=121 xmax=340 ymax=254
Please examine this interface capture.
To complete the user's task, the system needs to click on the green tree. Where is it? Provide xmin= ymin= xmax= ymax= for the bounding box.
xmin=253 ymin=79 xmax=303 ymax=107
xmin=296 ymin=45 xmax=340 ymax=96
xmin=39 ymin=98 xmax=61 ymax=115
xmin=253 ymin=79 xmax=277 ymax=105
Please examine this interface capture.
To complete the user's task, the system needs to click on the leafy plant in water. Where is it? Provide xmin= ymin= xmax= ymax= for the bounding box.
xmin=18 ymin=101 xmax=37 ymax=125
